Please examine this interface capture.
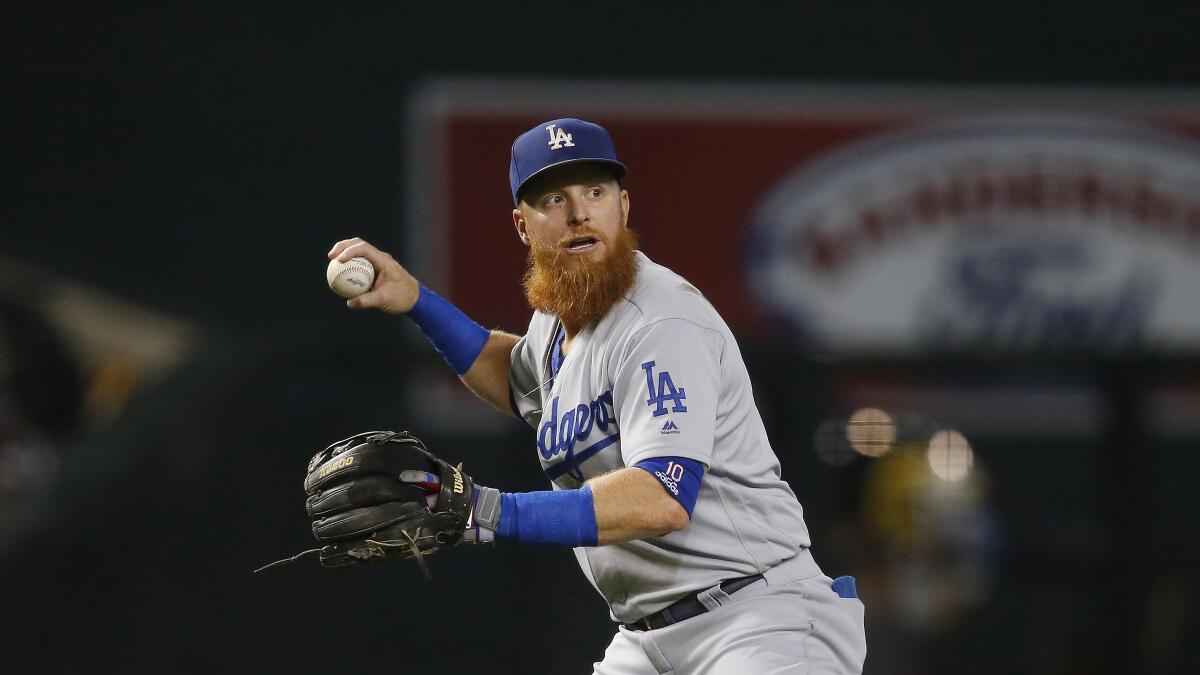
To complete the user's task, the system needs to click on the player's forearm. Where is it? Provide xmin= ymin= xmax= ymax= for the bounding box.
xmin=400 ymin=286 xmax=520 ymax=415
xmin=460 ymin=330 xmax=520 ymax=413
xmin=478 ymin=468 xmax=688 ymax=548
xmin=588 ymin=467 xmax=690 ymax=545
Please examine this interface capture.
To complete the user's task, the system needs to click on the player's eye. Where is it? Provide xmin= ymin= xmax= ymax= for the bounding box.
xmin=589 ymin=187 xmax=603 ymax=197
xmin=543 ymin=194 xmax=564 ymax=207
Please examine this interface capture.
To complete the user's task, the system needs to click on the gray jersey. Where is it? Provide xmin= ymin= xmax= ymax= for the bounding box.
xmin=509 ymin=251 xmax=811 ymax=622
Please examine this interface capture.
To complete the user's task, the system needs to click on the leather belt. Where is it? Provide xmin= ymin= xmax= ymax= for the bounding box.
xmin=622 ymin=574 xmax=765 ymax=632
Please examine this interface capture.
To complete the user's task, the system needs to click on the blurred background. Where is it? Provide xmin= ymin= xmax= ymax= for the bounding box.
xmin=4 ymin=3 xmax=1199 ymax=673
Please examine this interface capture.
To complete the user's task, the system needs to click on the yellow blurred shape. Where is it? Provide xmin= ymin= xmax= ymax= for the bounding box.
xmin=862 ymin=445 xmax=929 ymax=546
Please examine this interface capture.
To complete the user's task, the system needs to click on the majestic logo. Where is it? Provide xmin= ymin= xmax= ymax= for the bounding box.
xmin=642 ymin=361 xmax=687 ymax=417
xmin=546 ymin=123 xmax=575 ymax=150
xmin=661 ymin=420 xmax=681 ymax=434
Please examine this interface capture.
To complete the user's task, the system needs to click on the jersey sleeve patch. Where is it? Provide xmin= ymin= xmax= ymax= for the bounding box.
xmin=613 ymin=319 xmax=722 ymax=467
xmin=633 ymin=456 xmax=705 ymax=517
xmin=641 ymin=360 xmax=688 ymax=417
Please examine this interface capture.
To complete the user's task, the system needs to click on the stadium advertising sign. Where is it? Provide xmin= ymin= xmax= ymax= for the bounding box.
xmin=412 ymin=82 xmax=1200 ymax=354
xmin=746 ymin=117 xmax=1200 ymax=354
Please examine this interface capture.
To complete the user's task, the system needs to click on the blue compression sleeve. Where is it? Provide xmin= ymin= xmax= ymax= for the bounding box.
xmin=496 ymin=485 xmax=598 ymax=547
xmin=633 ymin=456 xmax=705 ymax=516
xmin=406 ymin=284 xmax=490 ymax=375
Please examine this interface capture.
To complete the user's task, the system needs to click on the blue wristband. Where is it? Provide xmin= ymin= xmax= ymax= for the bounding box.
xmin=407 ymin=284 xmax=491 ymax=376
xmin=496 ymin=485 xmax=598 ymax=547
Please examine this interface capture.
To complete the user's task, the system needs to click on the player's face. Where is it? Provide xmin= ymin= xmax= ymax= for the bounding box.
xmin=512 ymin=163 xmax=630 ymax=266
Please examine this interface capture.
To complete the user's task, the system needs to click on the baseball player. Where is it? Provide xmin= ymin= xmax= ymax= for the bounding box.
xmin=325 ymin=118 xmax=867 ymax=673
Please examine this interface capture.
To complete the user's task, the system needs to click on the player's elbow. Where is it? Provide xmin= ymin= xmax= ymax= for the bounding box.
xmin=656 ymin=498 xmax=691 ymax=534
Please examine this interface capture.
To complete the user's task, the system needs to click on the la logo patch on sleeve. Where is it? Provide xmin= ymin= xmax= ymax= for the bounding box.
xmin=641 ymin=361 xmax=687 ymax=418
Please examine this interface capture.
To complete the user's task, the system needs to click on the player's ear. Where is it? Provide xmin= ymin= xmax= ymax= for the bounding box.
xmin=513 ymin=208 xmax=531 ymax=246
xmin=619 ymin=188 xmax=630 ymax=227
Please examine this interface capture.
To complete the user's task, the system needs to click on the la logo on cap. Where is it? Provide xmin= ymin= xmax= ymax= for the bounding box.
xmin=546 ymin=123 xmax=575 ymax=150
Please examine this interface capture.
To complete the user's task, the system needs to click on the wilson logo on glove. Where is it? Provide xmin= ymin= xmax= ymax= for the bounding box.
xmin=317 ymin=455 xmax=354 ymax=480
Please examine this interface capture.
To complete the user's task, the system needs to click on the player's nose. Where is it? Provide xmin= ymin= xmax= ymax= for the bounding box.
xmin=566 ymin=199 xmax=590 ymax=227
xmin=566 ymin=209 xmax=585 ymax=227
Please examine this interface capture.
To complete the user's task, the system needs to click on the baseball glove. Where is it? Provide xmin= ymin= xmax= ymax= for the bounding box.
xmin=255 ymin=430 xmax=475 ymax=578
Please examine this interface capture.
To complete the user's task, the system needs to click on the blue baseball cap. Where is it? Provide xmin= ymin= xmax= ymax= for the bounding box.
xmin=509 ymin=118 xmax=628 ymax=205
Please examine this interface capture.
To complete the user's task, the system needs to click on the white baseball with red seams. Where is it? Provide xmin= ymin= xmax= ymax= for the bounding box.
xmin=326 ymin=257 xmax=375 ymax=298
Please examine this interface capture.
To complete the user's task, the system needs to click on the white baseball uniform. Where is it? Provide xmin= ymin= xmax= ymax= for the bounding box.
xmin=509 ymin=251 xmax=866 ymax=674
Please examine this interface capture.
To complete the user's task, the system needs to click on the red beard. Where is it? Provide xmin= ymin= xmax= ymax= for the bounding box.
xmin=523 ymin=227 xmax=640 ymax=329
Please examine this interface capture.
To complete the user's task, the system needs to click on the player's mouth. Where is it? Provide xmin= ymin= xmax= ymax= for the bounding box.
xmin=564 ymin=235 xmax=600 ymax=254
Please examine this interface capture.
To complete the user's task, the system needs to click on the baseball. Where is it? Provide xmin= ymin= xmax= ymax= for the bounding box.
xmin=326 ymin=257 xmax=375 ymax=298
